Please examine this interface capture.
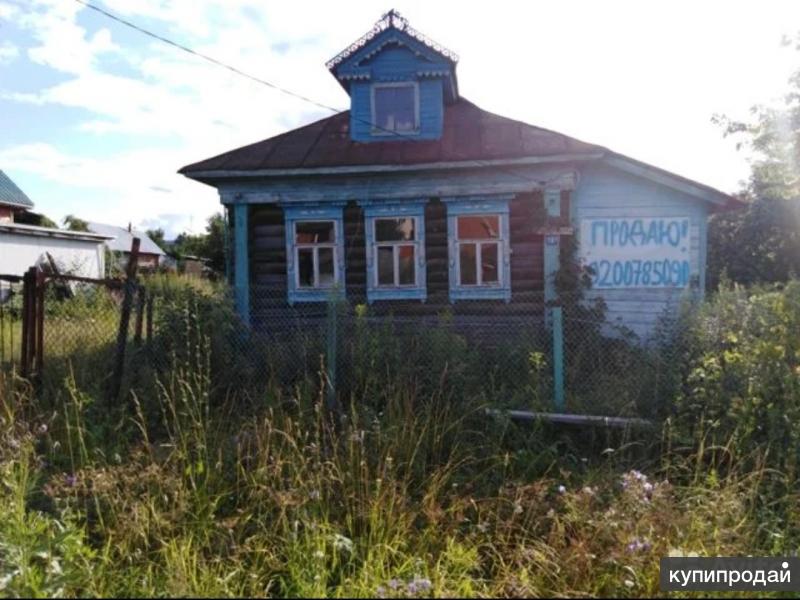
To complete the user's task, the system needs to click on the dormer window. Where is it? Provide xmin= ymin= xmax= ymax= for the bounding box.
xmin=371 ymin=83 xmax=419 ymax=134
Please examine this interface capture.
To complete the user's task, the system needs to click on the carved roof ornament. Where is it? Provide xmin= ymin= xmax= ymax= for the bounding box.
xmin=325 ymin=9 xmax=459 ymax=71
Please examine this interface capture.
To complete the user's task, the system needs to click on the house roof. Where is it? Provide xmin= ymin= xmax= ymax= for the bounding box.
xmin=0 ymin=222 xmax=111 ymax=243
xmin=0 ymin=170 xmax=34 ymax=209
xmin=179 ymin=97 xmax=740 ymax=210
xmin=326 ymin=10 xmax=458 ymax=73
xmin=86 ymin=222 xmax=166 ymax=256
xmin=179 ymin=98 xmax=603 ymax=174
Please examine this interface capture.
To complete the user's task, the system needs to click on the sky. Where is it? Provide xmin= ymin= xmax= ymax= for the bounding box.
xmin=0 ymin=0 xmax=798 ymax=238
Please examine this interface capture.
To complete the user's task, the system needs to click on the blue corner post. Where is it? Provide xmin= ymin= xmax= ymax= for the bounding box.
xmin=552 ymin=306 xmax=565 ymax=412
xmin=233 ymin=203 xmax=250 ymax=328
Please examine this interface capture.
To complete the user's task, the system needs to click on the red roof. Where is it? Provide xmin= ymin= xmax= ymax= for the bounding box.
xmin=178 ymin=98 xmax=604 ymax=174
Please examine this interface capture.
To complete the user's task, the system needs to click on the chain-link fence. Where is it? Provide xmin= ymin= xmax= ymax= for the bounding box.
xmin=3 ymin=269 xmax=702 ymax=421
xmin=0 ymin=277 xmax=23 ymax=371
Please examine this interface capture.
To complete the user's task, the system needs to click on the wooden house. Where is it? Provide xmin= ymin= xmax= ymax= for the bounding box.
xmin=179 ymin=11 xmax=739 ymax=337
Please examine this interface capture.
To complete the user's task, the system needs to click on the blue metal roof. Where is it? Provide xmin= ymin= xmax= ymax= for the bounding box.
xmin=0 ymin=170 xmax=34 ymax=209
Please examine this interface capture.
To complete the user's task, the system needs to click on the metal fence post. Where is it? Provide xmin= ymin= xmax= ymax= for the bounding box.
xmin=552 ymin=306 xmax=565 ymax=412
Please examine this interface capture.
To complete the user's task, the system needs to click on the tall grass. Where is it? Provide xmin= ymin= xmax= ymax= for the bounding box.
xmin=0 ymin=278 xmax=798 ymax=597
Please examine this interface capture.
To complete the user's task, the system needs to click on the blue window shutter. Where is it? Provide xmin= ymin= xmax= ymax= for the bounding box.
xmin=442 ymin=195 xmax=513 ymax=302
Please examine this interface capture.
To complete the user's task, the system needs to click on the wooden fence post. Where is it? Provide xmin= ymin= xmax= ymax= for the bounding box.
xmin=20 ymin=269 xmax=31 ymax=378
xmin=552 ymin=306 xmax=565 ymax=412
xmin=109 ymin=238 xmax=140 ymax=405
xmin=35 ymin=269 xmax=45 ymax=374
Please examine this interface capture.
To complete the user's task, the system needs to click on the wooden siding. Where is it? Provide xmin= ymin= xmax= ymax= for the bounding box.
xmin=248 ymin=193 xmax=549 ymax=333
xmin=572 ymin=163 xmax=709 ymax=338
xmin=348 ymin=41 xmax=447 ymax=142
xmin=350 ymin=79 xmax=444 ymax=142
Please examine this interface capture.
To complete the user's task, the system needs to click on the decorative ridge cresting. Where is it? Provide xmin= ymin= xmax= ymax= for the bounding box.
xmin=325 ymin=9 xmax=459 ymax=71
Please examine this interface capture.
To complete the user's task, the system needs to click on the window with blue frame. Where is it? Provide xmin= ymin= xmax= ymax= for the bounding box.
xmin=445 ymin=197 xmax=512 ymax=302
xmin=363 ymin=202 xmax=426 ymax=302
xmin=283 ymin=205 xmax=345 ymax=303
xmin=371 ymin=83 xmax=418 ymax=134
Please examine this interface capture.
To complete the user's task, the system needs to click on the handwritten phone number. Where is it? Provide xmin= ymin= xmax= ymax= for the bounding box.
xmin=589 ymin=259 xmax=691 ymax=288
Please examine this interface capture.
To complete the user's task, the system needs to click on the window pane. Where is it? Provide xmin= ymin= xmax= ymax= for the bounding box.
xmin=481 ymin=243 xmax=499 ymax=284
xmin=375 ymin=217 xmax=415 ymax=242
xmin=377 ymin=246 xmax=394 ymax=286
xmin=374 ymin=86 xmax=415 ymax=132
xmin=296 ymin=221 xmax=334 ymax=244
xmin=298 ymin=248 xmax=314 ymax=287
xmin=398 ymin=245 xmax=416 ymax=285
xmin=459 ymin=243 xmax=477 ymax=285
xmin=318 ymin=248 xmax=334 ymax=287
xmin=457 ymin=215 xmax=500 ymax=240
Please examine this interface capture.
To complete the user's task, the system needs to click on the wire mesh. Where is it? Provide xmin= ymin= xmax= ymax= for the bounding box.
xmin=2 ymin=271 xmax=707 ymax=420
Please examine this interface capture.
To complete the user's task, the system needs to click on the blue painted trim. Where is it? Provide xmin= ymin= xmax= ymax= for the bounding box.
xmin=233 ymin=203 xmax=250 ymax=327
xmin=444 ymin=195 xmax=512 ymax=302
xmin=362 ymin=201 xmax=427 ymax=303
xmin=543 ymin=189 xmax=561 ymax=307
xmin=552 ymin=306 xmax=565 ymax=411
xmin=282 ymin=203 xmax=346 ymax=304
xmin=698 ymin=216 xmax=708 ymax=297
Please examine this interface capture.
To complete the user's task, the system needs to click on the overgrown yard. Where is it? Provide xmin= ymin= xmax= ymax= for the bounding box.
xmin=1 ymin=277 xmax=799 ymax=597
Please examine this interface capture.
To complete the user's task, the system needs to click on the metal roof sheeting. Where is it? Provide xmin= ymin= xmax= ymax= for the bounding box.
xmin=179 ymin=98 xmax=602 ymax=174
xmin=0 ymin=222 xmax=111 ymax=242
xmin=0 ymin=170 xmax=34 ymax=209
xmin=86 ymin=222 xmax=166 ymax=255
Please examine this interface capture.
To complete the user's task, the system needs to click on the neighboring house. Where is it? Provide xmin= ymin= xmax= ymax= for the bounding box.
xmin=0 ymin=169 xmax=34 ymax=223
xmin=0 ymin=170 xmax=109 ymax=300
xmin=179 ymin=10 xmax=740 ymax=337
xmin=161 ymin=252 xmax=210 ymax=277
xmin=86 ymin=222 xmax=166 ymax=270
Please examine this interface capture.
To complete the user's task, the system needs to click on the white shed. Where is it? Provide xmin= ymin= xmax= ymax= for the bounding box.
xmin=0 ymin=222 xmax=111 ymax=299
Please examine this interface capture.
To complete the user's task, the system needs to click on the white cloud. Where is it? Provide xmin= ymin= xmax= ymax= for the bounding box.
xmin=0 ymin=142 xmax=219 ymax=237
xmin=0 ymin=41 xmax=18 ymax=64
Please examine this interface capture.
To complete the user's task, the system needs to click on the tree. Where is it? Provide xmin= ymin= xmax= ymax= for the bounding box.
xmin=706 ymin=34 xmax=800 ymax=289
xmin=62 ymin=214 xmax=89 ymax=232
xmin=145 ymin=227 xmax=166 ymax=251
xmin=15 ymin=211 xmax=58 ymax=228
xmin=171 ymin=212 xmax=227 ymax=273
xmin=203 ymin=213 xmax=226 ymax=273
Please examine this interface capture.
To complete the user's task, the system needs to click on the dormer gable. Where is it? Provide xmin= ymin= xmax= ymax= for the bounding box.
xmin=326 ymin=10 xmax=458 ymax=142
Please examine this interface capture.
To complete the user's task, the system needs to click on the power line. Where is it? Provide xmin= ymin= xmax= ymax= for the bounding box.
xmin=70 ymin=0 xmax=569 ymax=188
xmin=73 ymin=0 xmax=346 ymax=115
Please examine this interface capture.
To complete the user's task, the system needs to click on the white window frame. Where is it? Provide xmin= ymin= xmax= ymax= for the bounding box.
xmin=373 ymin=216 xmax=421 ymax=288
xmin=370 ymin=82 xmax=420 ymax=136
xmin=455 ymin=218 xmax=504 ymax=287
xmin=294 ymin=220 xmax=340 ymax=290
xmin=444 ymin=196 xmax=512 ymax=302
xmin=283 ymin=204 xmax=346 ymax=304
xmin=362 ymin=202 xmax=427 ymax=303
